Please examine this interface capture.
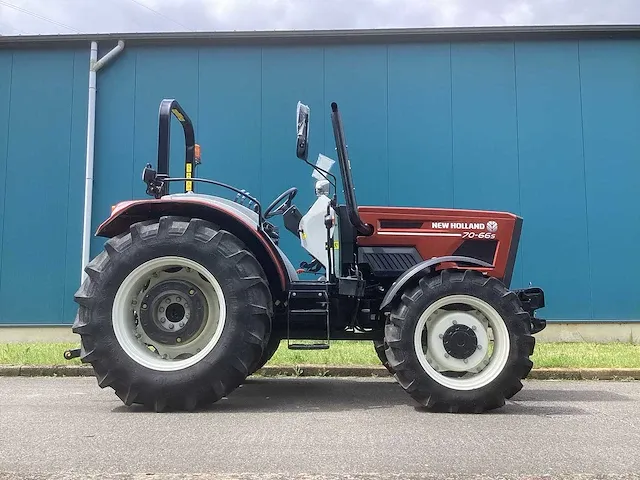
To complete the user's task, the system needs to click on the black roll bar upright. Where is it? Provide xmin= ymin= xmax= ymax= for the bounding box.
xmin=157 ymin=98 xmax=200 ymax=196
xmin=330 ymin=102 xmax=374 ymax=237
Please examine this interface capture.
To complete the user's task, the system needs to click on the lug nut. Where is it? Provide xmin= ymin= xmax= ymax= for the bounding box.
xmin=189 ymin=289 xmax=195 ymax=296
xmin=165 ymin=298 xmax=171 ymax=304
xmin=439 ymin=334 xmax=444 ymax=339
xmin=176 ymin=337 xmax=182 ymax=343
xmin=463 ymin=359 xmax=468 ymax=364
xmin=159 ymin=307 xmax=165 ymax=313
xmin=477 ymin=345 xmax=482 ymax=350
xmin=176 ymin=296 xmax=182 ymax=302
xmin=168 ymin=324 xmax=174 ymax=330
xmin=179 ymin=322 xmax=184 ymax=327
xmin=160 ymin=317 xmax=166 ymax=323
xmin=141 ymin=303 xmax=148 ymax=310
xmin=472 ymin=325 xmax=477 ymax=331
xmin=452 ymin=320 xmax=458 ymax=325
xmin=444 ymin=353 xmax=449 ymax=358
xmin=131 ymin=299 xmax=137 ymax=306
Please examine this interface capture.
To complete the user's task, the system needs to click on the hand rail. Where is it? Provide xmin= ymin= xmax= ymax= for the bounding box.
xmin=157 ymin=98 xmax=197 ymax=196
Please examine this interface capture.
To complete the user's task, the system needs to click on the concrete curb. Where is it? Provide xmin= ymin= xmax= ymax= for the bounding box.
xmin=1 ymin=364 xmax=640 ymax=380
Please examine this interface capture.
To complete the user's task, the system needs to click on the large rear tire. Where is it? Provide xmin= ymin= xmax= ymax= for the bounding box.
xmin=373 ymin=339 xmax=394 ymax=375
xmin=73 ymin=216 xmax=272 ymax=412
xmin=248 ymin=331 xmax=282 ymax=375
xmin=384 ymin=269 xmax=535 ymax=413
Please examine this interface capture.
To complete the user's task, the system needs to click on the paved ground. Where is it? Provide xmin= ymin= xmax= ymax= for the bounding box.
xmin=0 ymin=377 xmax=639 ymax=479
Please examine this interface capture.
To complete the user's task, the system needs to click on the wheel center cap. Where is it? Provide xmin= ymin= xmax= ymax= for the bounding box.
xmin=166 ymin=302 xmax=186 ymax=323
xmin=442 ymin=324 xmax=478 ymax=359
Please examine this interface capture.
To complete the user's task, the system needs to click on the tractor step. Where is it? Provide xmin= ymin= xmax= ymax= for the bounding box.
xmin=287 ymin=343 xmax=331 ymax=350
xmin=286 ymin=281 xmax=331 ymax=350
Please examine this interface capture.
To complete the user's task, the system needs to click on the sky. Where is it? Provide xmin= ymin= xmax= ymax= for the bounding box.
xmin=0 ymin=0 xmax=640 ymax=36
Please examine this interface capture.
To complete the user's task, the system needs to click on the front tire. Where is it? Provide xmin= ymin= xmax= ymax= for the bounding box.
xmin=384 ymin=269 xmax=535 ymax=413
xmin=73 ymin=216 xmax=272 ymax=412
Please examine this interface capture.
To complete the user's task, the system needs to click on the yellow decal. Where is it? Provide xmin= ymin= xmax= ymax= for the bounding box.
xmin=171 ymin=108 xmax=185 ymax=122
xmin=333 ymin=240 xmax=340 ymax=249
xmin=301 ymin=231 xmax=307 ymax=240
xmin=185 ymin=163 xmax=193 ymax=191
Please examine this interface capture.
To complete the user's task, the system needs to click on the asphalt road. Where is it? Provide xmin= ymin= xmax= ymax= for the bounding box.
xmin=0 ymin=377 xmax=639 ymax=480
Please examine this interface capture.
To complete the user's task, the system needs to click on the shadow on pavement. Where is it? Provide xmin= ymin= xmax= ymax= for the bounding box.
xmin=112 ymin=377 xmax=416 ymax=414
xmin=512 ymin=387 xmax=634 ymax=402
xmin=109 ymin=377 xmax=626 ymax=416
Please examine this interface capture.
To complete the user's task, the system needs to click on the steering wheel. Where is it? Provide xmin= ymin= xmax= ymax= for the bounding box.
xmin=264 ymin=187 xmax=298 ymax=219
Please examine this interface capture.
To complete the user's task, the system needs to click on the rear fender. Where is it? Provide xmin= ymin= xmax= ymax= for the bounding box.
xmin=96 ymin=196 xmax=291 ymax=295
xmin=379 ymin=255 xmax=493 ymax=310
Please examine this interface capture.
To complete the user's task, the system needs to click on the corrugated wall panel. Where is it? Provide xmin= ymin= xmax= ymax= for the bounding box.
xmin=61 ymin=50 xmax=89 ymax=323
xmin=324 ymin=45 xmax=389 ymax=206
xmin=0 ymin=51 xmax=11 ymax=323
xmin=387 ymin=44 xmax=453 ymax=208
xmin=515 ymin=41 xmax=592 ymax=320
xmin=0 ymin=49 xmax=76 ymax=324
xmin=579 ymin=40 xmax=640 ymax=320
xmin=197 ymin=47 xmax=262 ymax=199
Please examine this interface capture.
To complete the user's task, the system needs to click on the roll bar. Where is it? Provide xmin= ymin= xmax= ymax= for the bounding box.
xmin=157 ymin=98 xmax=200 ymax=195
xmin=330 ymin=102 xmax=374 ymax=237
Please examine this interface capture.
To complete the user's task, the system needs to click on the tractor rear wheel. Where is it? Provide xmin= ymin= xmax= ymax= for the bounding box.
xmin=384 ymin=269 xmax=535 ymax=413
xmin=248 ymin=331 xmax=282 ymax=375
xmin=72 ymin=216 xmax=272 ymax=412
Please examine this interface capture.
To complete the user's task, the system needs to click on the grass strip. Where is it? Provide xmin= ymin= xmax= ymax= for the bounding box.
xmin=1 ymin=341 xmax=639 ymax=368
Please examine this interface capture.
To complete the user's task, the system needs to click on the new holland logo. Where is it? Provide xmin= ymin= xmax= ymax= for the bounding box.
xmin=431 ymin=220 xmax=499 ymax=232
xmin=431 ymin=222 xmax=485 ymax=230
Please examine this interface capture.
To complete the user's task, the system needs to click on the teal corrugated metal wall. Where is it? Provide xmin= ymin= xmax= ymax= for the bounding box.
xmin=0 ymin=38 xmax=639 ymax=325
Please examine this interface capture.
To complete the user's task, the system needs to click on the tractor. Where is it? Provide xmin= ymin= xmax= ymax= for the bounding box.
xmin=66 ymin=98 xmax=547 ymax=413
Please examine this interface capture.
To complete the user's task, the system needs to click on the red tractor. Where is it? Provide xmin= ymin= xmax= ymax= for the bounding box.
xmin=67 ymin=99 xmax=546 ymax=413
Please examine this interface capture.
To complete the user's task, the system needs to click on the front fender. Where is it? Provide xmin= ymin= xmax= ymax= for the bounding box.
xmin=96 ymin=195 xmax=291 ymax=294
xmin=380 ymin=255 xmax=494 ymax=310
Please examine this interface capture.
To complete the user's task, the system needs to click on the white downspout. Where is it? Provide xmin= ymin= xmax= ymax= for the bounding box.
xmin=81 ymin=40 xmax=125 ymax=283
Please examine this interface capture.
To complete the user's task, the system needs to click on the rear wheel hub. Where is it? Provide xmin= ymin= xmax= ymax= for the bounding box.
xmin=442 ymin=324 xmax=478 ymax=359
xmin=139 ymin=279 xmax=207 ymax=346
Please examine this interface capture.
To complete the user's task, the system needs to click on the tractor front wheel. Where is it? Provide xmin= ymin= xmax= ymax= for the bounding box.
xmin=384 ymin=269 xmax=535 ymax=413
xmin=72 ymin=216 xmax=272 ymax=412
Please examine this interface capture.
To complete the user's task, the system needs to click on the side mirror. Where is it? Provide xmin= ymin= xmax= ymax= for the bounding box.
xmin=296 ymin=101 xmax=310 ymax=161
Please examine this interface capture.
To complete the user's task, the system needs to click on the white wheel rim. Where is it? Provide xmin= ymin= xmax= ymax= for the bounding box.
xmin=112 ymin=256 xmax=226 ymax=372
xmin=413 ymin=294 xmax=510 ymax=391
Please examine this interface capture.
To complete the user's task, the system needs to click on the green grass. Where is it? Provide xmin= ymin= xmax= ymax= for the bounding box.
xmin=1 ymin=341 xmax=640 ymax=369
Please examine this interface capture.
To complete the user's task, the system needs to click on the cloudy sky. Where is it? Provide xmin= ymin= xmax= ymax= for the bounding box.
xmin=0 ymin=0 xmax=639 ymax=36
